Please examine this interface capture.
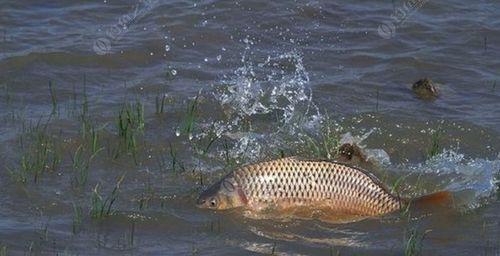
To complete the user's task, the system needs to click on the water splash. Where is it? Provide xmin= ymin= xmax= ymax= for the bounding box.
xmin=215 ymin=50 xmax=318 ymax=128
xmin=201 ymin=49 xmax=322 ymax=162
xmin=406 ymin=149 xmax=500 ymax=209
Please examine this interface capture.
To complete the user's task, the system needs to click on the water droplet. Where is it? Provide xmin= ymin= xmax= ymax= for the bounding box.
xmin=188 ymin=133 xmax=193 ymax=140
xmin=150 ymin=52 xmax=154 ymax=56
xmin=175 ymin=128 xmax=180 ymax=136
xmin=171 ymin=69 xmax=177 ymax=76
xmin=165 ymin=45 xmax=170 ymax=51
xmin=216 ymin=55 xmax=222 ymax=61
xmin=204 ymin=58 xmax=208 ymax=62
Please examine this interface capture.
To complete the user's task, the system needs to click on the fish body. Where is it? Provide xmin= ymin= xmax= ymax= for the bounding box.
xmin=197 ymin=157 xmax=405 ymax=216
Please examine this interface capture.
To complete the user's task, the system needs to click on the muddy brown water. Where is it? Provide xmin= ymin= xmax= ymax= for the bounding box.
xmin=0 ymin=0 xmax=499 ymax=255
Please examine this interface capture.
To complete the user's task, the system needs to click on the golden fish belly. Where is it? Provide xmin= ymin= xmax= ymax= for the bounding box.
xmin=233 ymin=158 xmax=402 ymax=216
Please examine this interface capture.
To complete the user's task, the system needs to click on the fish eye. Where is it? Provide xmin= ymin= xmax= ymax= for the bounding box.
xmin=209 ymin=198 xmax=218 ymax=208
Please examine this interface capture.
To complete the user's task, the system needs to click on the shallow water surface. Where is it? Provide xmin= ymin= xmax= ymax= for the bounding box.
xmin=0 ymin=0 xmax=499 ymax=255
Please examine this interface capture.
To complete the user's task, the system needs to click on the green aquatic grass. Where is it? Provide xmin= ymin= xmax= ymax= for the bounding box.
xmin=390 ymin=175 xmax=405 ymax=195
xmin=404 ymin=227 xmax=430 ymax=256
xmin=20 ymin=115 xmax=51 ymax=136
xmin=117 ymin=101 xmax=145 ymax=136
xmin=117 ymin=101 xmax=144 ymax=154
xmin=169 ymin=143 xmax=186 ymax=172
xmin=129 ymin=221 xmax=136 ymax=246
xmin=76 ymin=75 xmax=104 ymax=156
xmin=89 ymin=123 xmax=101 ymax=154
xmin=180 ymin=95 xmax=199 ymax=136
xmin=199 ymin=126 xmax=219 ymax=156
xmin=80 ymin=118 xmax=105 ymax=156
xmin=169 ymin=143 xmax=179 ymax=171
xmin=90 ymin=174 xmax=125 ymax=219
xmin=157 ymin=144 xmax=187 ymax=173
xmin=189 ymin=123 xmax=220 ymax=159
xmin=48 ymin=80 xmax=57 ymax=115
xmin=156 ymin=150 xmax=168 ymax=172
xmin=137 ymin=178 xmax=155 ymax=210
xmin=426 ymin=128 xmax=442 ymax=159
xmin=8 ymin=129 xmax=61 ymax=183
xmin=71 ymin=83 xmax=78 ymax=114
xmin=155 ymin=92 xmax=167 ymax=114
xmin=80 ymin=75 xmax=89 ymax=122
xmin=72 ymin=203 xmax=83 ymax=234
xmin=298 ymin=115 xmax=342 ymax=160
xmin=390 ymin=172 xmax=427 ymax=219
xmin=71 ymin=144 xmax=101 ymax=188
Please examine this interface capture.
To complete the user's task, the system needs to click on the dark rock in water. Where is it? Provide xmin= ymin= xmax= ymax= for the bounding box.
xmin=336 ymin=143 xmax=368 ymax=166
xmin=412 ymin=78 xmax=439 ymax=99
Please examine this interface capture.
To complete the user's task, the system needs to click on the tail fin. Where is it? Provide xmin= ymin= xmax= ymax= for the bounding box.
xmin=410 ymin=191 xmax=454 ymax=211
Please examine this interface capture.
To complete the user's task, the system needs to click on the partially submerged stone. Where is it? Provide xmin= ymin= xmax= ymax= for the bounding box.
xmin=412 ymin=78 xmax=439 ymax=99
xmin=336 ymin=143 xmax=366 ymax=163
xmin=335 ymin=132 xmax=391 ymax=169
xmin=335 ymin=143 xmax=376 ymax=170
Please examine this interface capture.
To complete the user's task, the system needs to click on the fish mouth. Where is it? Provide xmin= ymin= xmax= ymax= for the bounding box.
xmin=196 ymin=197 xmax=207 ymax=208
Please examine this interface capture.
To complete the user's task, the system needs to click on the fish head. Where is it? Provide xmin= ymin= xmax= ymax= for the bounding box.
xmin=196 ymin=176 xmax=246 ymax=210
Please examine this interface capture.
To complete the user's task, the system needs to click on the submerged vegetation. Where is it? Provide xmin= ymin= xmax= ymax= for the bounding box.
xmin=90 ymin=174 xmax=125 ymax=219
xmin=179 ymin=95 xmax=199 ymax=137
xmin=404 ymin=227 xmax=430 ymax=256
xmin=155 ymin=91 xmax=168 ymax=114
xmin=1 ymin=71 xmax=497 ymax=255
xmin=72 ymin=203 xmax=83 ymax=234
xmin=48 ymin=80 xmax=57 ymax=114
xmin=8 ymin=127 xmax=61 ymax=183
xmin=297 ymin=115 xmax=343 ymax=160
xmin=426 ymin=127 xmax=443 ymax=159
xmin=71 ymin=144 xmax=101 ymax=188
xmin=116 ymin=101 xmax=145 ymax=161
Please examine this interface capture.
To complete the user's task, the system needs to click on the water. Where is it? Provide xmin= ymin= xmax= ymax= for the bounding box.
xmin=0 ymin=0 xmax=499 ymax=255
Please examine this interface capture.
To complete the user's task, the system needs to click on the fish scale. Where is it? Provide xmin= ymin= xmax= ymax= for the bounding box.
xmin=233 ymin=157 xmax=402 ymax=216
